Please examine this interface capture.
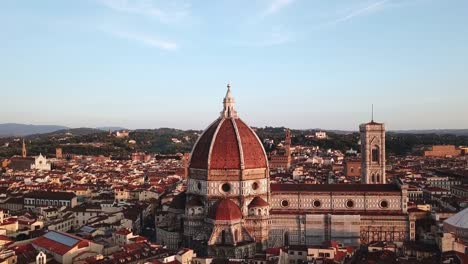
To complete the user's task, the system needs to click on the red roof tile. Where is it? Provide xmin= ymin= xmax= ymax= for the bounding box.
xmin=189 ymin=118 xmax=267 ymax=171
xmin=248 ymin=196 xmax=269 ymax=208
xmin=209 ymin=199 xmax=242 ymax=221
xmin=190 ymin=119 xmax=221 ymax=169
xmin=210 ymin=119 xmax=241 ymax=169
xmin=32 ymin=231 xmax=89 ymax=256
xmin=235 ymin=119 xmax=267 ymax=169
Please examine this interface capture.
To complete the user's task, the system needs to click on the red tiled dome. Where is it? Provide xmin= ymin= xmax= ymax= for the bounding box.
xmin=189 ymin=118 xmax=267 ymax=170
xmin=208 ymin=198 xmax=242 ymax=221
xmin=189 ymin=85 xmax=268 ymax=172
xmin=248 ymin=196 xmax=269 ymax=208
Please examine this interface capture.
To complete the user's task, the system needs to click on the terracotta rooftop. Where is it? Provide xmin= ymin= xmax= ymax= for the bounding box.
xmin=32 ymin=231 xmax=89 ymax=256
xmin=189 ymin=116 xmax=267 ymax=170
xmin=248 ymin=196 xmax=269 ymax=208
xmin=208 ymin=198 xmax=242 ymax=221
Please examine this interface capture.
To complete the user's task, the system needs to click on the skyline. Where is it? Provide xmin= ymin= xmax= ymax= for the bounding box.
xmin=1 ymin=0 xmax=468 ymax=130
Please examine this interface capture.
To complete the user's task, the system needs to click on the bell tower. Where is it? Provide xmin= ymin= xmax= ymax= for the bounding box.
xmin=359 ymin=118 xmax=386 ymax=184
xmin=22 ymin=139 xmax=27 ymax=158
xmin=284 ymin=129 xmax=292 ymax=169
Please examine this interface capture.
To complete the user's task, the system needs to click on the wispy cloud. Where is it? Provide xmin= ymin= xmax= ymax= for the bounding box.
xmin=263 ymin=0 xmax=294 ymax=16
xmin=103 ymin=28 xmax=178 ymax=50
xmin=99 ymin=0 xmax=190 ymax=24
xmin=330 ymin=0 xmax=391 ymax=25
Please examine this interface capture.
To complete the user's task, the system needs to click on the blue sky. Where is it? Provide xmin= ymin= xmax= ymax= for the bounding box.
xmin=1 ymin=0 xmax=467 ymax=130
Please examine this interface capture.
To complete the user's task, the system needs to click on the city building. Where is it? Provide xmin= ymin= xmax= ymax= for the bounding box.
xmin=343 ymin=158 xmax=361 ymax=177
xmin=32 ymin=230 xmax=103 ymax=264
xmin=24 ymin=191 xmax=77 ymax=209
xmin=315 ymin=131 xmax=327 ymax=139
xmin=269 ymin=129 xmax=292 ymax=170
xmin=424 ymin=145 xmax=462 ymax=157
xmin=155 ymin=85 xmax=412 ymax=258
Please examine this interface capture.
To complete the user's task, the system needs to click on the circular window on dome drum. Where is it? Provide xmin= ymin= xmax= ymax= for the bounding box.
xmin=380 ymin=200 xmax=389 ymax=209
xmin=281 ymin=200 xmax=289 ymax=207
xmin=252 ymin=182 xmax=259 ymax=191
xmin=313 ymin=200 xmax=321 ymax=208
xmin=221 ymin=183 xmax=231 ymax=193
xmin=346 ymin=200 xmax=354 ymax=208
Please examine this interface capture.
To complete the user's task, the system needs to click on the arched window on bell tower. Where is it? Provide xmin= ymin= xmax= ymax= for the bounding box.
xmin=371 ymin=145 xmax=380 ymax=164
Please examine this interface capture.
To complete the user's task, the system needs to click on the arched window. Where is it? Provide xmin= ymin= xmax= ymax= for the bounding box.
xmin=371 ymin=174 xmax=375 ymax=183
xmin=221 ymin=230 xmax=226 ymax=245
xmin=284 ymin=231 xmax=289 ymax=246
xmin=372 ymin=146 xmax=380 ymax=163
xmin=234 ymin=229 xmax=239 ymax=242
xmin=376 ymin=174 xmax=380 ymax=183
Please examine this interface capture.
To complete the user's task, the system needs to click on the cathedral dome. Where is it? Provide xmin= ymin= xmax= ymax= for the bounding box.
xmin=248 ymin=196 xmax=269 ymax=208
xmin=208 ymin=198 xmax=243 ymax=221
xmin=189 ymin=84 xmax=268 ymax=171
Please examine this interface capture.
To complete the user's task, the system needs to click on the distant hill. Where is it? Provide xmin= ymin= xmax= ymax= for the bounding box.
xmin=0 ymin=123 xmax=68 ymax=137
xmin=2 ymin=123 xmax=467 ymax=138
xmin=301 ymin=129 xmax=468 ymax=136
xmin=390 ymin=129 xmax=468 ymax=136
xmin=27 ymin=127 xmax=106 ymax=138
xmin=97 ymin=126 xmax=127 ymax=132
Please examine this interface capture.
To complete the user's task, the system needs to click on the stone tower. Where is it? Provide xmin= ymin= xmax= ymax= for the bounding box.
xmin=22 ymin=139 xmax=27 ymax=158
xmin=284 ymin=129 xmax=292 ymax=169
xmin=359 ymin=120 xmax=386 ymax=184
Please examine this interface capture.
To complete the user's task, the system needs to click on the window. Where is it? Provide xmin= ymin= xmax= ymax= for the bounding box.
xmin=313 ymin=200 xmax=321 ymax=208
xmin=252 ymin=182 xmax=259 ymax=190
xmin=346 ymin=200 xmax=354 ymax=208
xmin=380 ymin=200 xmax=389 ymax=208
xmin=284 ymin=231 xmax=290 ymax=246
xmin=372 ymin=146 xmax=380 ymax=163
xmin=281 ymin=200 xmax=289 ymax=207
xmin=221 ymin=183 xmax=231 ymax=193
xmin=221 ymin=230 xmax=226 ymax=245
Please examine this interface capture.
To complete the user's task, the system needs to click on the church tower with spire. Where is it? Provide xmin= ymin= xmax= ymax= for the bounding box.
xmin=22 ymin=139 xmax=27 ymax=158
xmin=284 ymin=129 xmax=292 ymax=169
xmin=359 ymin=107 xmax=386 ymax=184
